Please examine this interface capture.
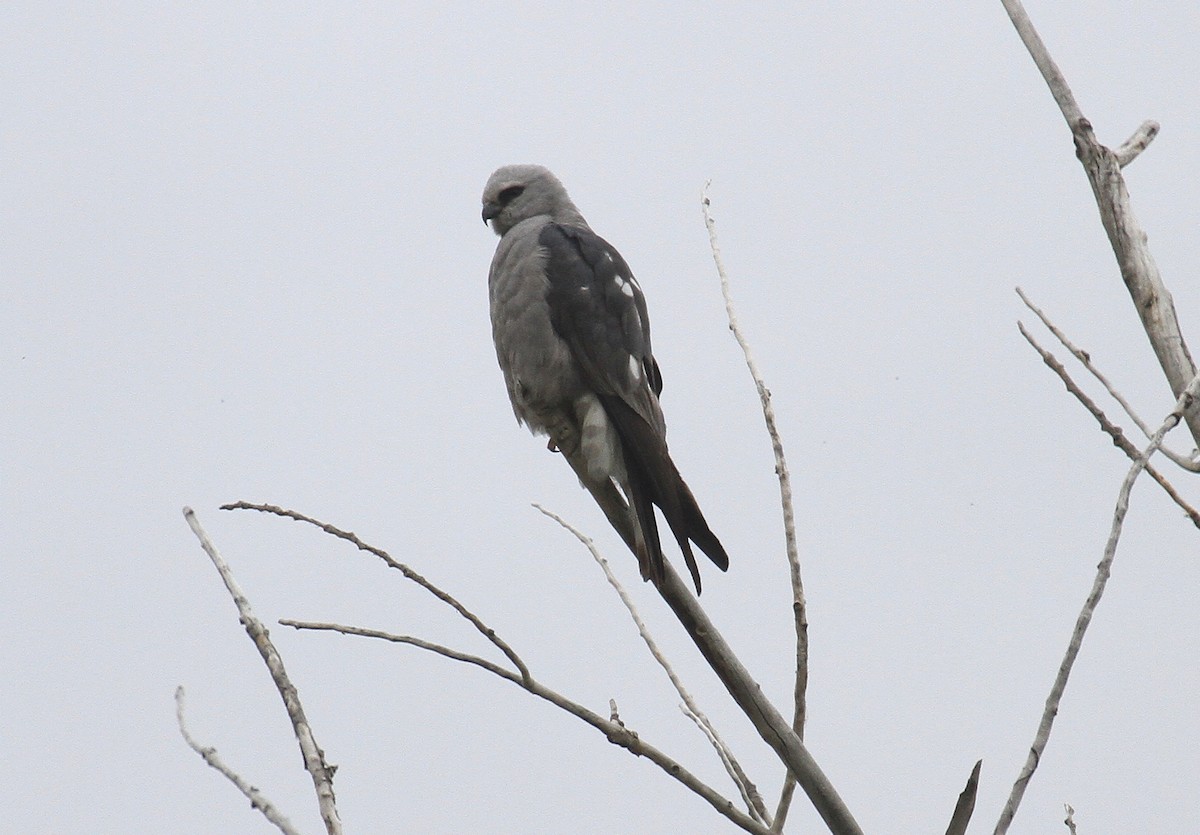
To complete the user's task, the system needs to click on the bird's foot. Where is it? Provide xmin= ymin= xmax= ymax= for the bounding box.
xmin=547 ymin=418 xmax=580 ymax=457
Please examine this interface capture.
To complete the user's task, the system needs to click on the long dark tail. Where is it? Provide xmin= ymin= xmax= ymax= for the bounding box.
xmin=600 ymin=396 xmax=729 ymax=594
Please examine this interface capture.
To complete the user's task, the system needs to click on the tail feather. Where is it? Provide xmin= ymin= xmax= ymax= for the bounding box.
xmin=622 ymin=458 xmax=664 ymax=584
xmin=600 ymin=395 xmax=728 ymax=594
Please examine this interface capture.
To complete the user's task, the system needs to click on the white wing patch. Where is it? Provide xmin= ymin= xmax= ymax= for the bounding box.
xmin=628 ymin=355 xmax=642 ymax=381
xmin=614 ymin=276 xmax=635 ymax=297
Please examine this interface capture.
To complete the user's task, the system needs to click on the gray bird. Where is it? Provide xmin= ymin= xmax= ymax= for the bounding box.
xmin=482 ymin=164 xmax=729 ymax=593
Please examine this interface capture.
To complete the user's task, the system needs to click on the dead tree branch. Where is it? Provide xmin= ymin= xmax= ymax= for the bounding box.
xmin=535 ymin=504 xmax=770 ymax=824
xmin=183 ymin=507 xmax=343 ymax=835
xmin=542 ymin=441 xmax=860 ymax=832
xmin=227 ymin=502 xmax=773 ymax=833
xmin=1017 ymin=288 xmax=1199 ymax=472
xmin=945 ymin=760 xmax=982 ymax=835
xmin=1018 ymin=322 xmax=1200 ymax=528
xmin=279 ymin=619 xmax=775 ymax=835
xmin=221 ymin=500 xmax=531 ymax=684
xmin=702 ymin=184 xmax=810 ymax=833
xmin=993 ymin=373 xmax=1200 ymax=833
xmin=1063 ymin=804 xmax=1079 ymax=834
xmin=1000 ymin=0 xmax=1200 ymax=447
xmin=175 ymin=686 xmax=302 ymax=835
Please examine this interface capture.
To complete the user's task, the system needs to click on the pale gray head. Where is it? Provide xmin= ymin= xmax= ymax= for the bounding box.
xmin=481 ymin=164 xmax=588 ymax=236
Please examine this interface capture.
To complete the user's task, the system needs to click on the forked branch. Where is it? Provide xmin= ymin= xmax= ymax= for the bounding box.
xmin=227 ymin=503 xmax=773 ymax=835
xmin=993 ymin=374 xmax=1200 ymax=834
xmin=1000 ymin=0 xmax=1200 ymax=447
xmin=183 ymin=507 xmax=343 ymax=835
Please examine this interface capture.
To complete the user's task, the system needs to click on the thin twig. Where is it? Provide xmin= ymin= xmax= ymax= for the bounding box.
xmin=1018 ymin=323 xmax=1200 ymax=528
xmin=682 ymin=703 xmax=765 ymax=824
xmin=701 ymin=184 xmax=809 ymax=831
xmin=535 ymin=503 xmax=769 ymax=824
xmin=1016 ymin=288 xmax=1198 ymax=471
xmin=280 ymin=619 xmax=775 ymax=835
xmin=772 ymin=780 xmax=799 ymax=835
xmin=183 ymin=507 xmax=343 ymax=835
xmin=993 ymin=374 xmax=1200 ymax=834
xmin=175 ymin=686 xmax=302 ymax=835
xmin=221 ymin=501 xmax=531 ymax=684
xmin=1063 ymin=804 xmax=1079 ymax=834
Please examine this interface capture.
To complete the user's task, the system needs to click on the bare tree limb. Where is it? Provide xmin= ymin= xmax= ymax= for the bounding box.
xmin=175 ymin=686 xmax=302 ymax=835
xmin=533 ymin=429 xmax=860 ymax=833
xmin=274 ymin=471 xmax=854 ymax=833
xmin=1016 ymin=287 xmax=1198 ymax=472
xmin=1000 ymin=0 xmax=1200 ymax=447
xmin=993 ymin=374 xmax=1200 ymax=834
xmin=1017 ymin=322 xmax=1200 ymax=528
xmin=534 ymin=503 xmax=770 ymax=824
xmin=702 ymin=184 xmax=810 ymax=832
xmin=944 ymin=760 xmax=982 ymax=835
xmin=183 ymin=507 xmax=343 ymax=835
xmin=229 ymin=503 xmax=778 ymax=832
xmin=221 ymin=501 xmax=531 ymax=684
xmin=654 ymin=559 xmax=862 ymax=835
xmin=279 ymin=619 xmax=775 ymax=835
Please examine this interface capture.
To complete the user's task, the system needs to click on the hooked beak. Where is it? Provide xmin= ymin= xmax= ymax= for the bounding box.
xmin=481 ymin=202 xmax=500 ymax=225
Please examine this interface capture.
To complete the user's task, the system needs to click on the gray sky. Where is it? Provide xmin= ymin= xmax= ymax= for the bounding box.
xmin=4 ymin=3 xmax=1198 ymax=833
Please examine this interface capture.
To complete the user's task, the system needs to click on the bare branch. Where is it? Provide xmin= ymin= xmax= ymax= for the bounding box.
xmin=522 ymin=489 xmax=856 ymax=832
xmin=1114 ymin=121 xmax=1159 ymax=169
xmin=1064 ymin=804 xmax=1079 ymax=835
xmin=653 ymin=558 xmax=862 ymax=834
xmin=535 ymin=504 xmax=769 ymax=824
xmin=993 ymin=374 xmax=1200 ymax=834
xmin=998 ymin=0 xmax=1083 ymax=124
xmin=944 ymin=760 xmax=982 ymax=835
xmin=702 ymin=184 xmax=810 ymax=830
xmin=771 ymin=781 xmax=799 ymax=835
xmin=1016 ymin=288 xmax=1198 ymax=472
xmin=682 ymin=703 xmax=767 ymax=825
xmin=281 ymin=619 xmax=775 ymax=835
xmin=1000 ymin=0 xmax=1200 ymax=447
xmin=515 ymin=422 xmax=856 ymax=830
xmin=175 ymin=686 xmax=302 ymax=835
xmin=1018 ymin=322 xmax=1200 ymax=528
xmin=183 ymin=507 xmax=343 ymax=835
xmin=221 ymin=501 xmax=531 ymax=684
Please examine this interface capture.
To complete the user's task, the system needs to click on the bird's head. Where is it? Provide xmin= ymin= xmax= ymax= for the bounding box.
xmin=481 ymin=164 xmax=585 ymax=236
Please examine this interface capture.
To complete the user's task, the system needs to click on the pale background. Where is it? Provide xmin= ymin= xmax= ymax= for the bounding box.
xmin=3 ymin=3 xmax=1198 ymax=833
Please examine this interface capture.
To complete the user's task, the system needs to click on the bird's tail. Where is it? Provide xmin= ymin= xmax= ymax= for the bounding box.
xmin=601 ymin=396 xmax=729 ymax=595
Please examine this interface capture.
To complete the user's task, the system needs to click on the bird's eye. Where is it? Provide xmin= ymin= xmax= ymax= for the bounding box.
xmin=498 ymin=185 xmax=525 ymax=205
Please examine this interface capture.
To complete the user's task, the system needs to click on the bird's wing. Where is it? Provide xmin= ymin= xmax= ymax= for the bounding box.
xmin=538 ymin=222 xmax=728 ymax=593
xmin=538 ymin=222 xmax=662 ymax=423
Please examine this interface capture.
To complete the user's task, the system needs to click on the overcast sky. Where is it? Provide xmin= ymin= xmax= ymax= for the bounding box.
xmin=4 ymin=3 xmax=1198 ymax=833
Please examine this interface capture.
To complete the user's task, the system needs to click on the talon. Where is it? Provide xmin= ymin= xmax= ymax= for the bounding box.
xmin=549 ymin=419 xmax=580 ymax=457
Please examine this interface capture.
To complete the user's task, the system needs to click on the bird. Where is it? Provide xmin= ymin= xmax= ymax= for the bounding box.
xmin=482 ymin=164 xmax=729 ymax=594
